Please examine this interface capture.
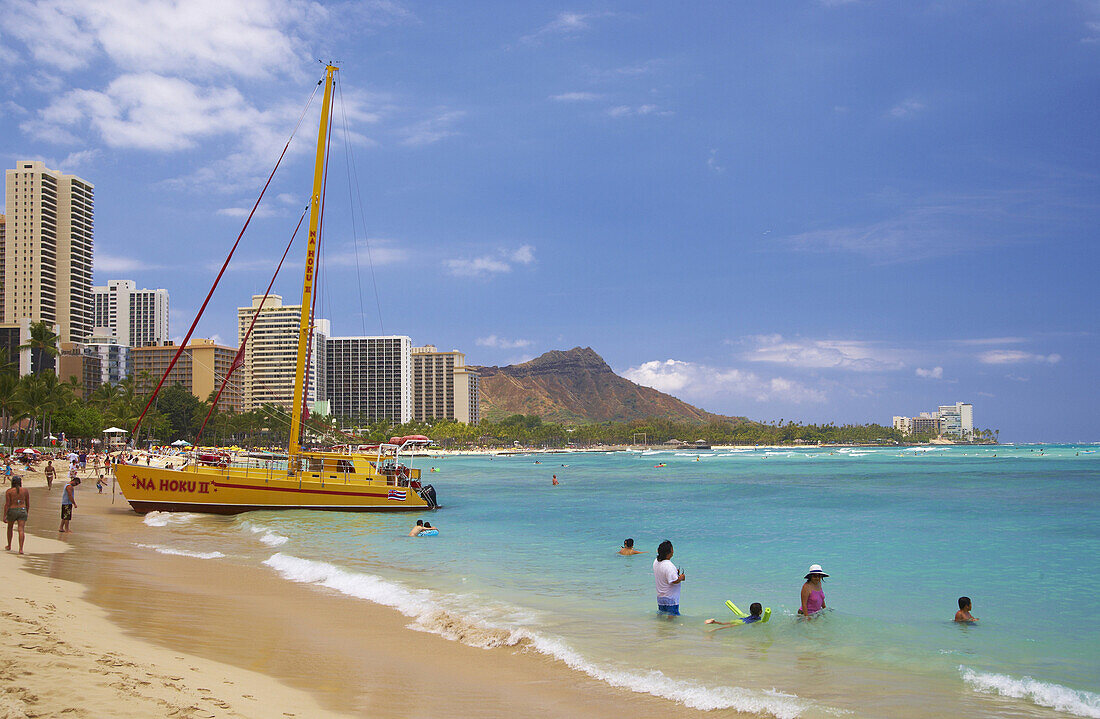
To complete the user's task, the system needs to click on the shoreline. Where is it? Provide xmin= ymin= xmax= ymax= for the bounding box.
xmin=2 ymin=469 xmax=718 ymax=718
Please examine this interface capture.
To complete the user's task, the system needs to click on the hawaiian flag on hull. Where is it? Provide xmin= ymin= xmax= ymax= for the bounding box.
xmin=387 ymin=489 xmax=408 ymax=501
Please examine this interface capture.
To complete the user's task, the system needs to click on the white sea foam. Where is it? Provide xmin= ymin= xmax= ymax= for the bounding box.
xmin=241 ymin=521 xmax=290 ymax=547
xmin=136 ymin=543 xmax=224 ymax=560
xmin=142 ymin=511 xmax=198 ymax=527
xmin=960 ymin=666 xmax=1100 ymax=718
xmin=262 ymin=553 xmax=807 ymax=718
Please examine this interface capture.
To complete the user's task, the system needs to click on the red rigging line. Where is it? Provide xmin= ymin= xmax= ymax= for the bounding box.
xmin=194 ymin=207 xmax=308 ymax=443
xmin=129 ymin=78 xmax=324 ymax=443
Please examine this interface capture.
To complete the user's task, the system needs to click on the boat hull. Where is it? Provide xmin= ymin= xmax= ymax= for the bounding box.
xmin=113 ymin=463 xmax=435 ymax=515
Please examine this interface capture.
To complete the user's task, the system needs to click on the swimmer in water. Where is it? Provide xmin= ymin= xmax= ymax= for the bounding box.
xmin=617 ymin=538 xmax=645 ymax=555
xmin=408 ymin=519 xmax=426 ymax=537
xmin=954 ymin=596 xmax=978 ymax=623
xmin=706 ymin=602 xmax=764 ymax=629
xmin=552 ymin=474 xmax=559 ymax=485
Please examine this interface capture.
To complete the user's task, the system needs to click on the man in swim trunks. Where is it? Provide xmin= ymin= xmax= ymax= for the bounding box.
xmin=5 ymin=477 xmax=30 ymax=554
xmin=59 ymin=477 xmax=79 ymax=533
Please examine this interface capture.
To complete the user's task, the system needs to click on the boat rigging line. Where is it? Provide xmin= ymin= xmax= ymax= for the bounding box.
xmin=128 ymin=74 xmax=326 ymax=442
xmin=336 ymin=72 xmax=385 ymax=336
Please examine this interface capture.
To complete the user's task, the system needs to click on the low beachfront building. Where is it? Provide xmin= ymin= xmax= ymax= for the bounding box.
xmin=132 ymin=338 xmax=242 ymax=411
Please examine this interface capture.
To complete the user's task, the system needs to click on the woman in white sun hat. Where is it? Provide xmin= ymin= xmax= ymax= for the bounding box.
xmin=799 ymin=564 xmax=829 ymax=616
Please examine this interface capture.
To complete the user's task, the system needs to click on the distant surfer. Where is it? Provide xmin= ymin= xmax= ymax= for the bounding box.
xmin=618 ymin=538 xmax=645 ymax=555
xmin=954 ymin=596 xmax=978 ymax=623
xmin=798 ymin=564 xmax=828 ymax=616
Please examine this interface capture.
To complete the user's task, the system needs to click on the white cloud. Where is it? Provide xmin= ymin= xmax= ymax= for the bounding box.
xmin=915 ymin=366 xmax=943 ymax=379
xmin=59 ymin=148 xmax=100 ymax=169
xmin=952 ymin=337 xmax=1027 ymax=346
xmin=550 ymin=92 xmax=601 ymax=102
xmin=520 ymin=11 xmax=608 ymax=44
xmin=888 ymin=98 xmax=926 ymax=119
xmin=399 ymin=109 xmax=465 ymax=147
xmin=623 ymin=359 xmax=827 ymax=404
xmin=445 ymin=245 xmax=535 ymax=278
xmin=29 ymin=73 xmax=263 ymax=151
xmin=325 ymin=239 xmax=409 ymax=267
xmin=216 ymin=205 xmax=277 ymax=219
xmin=476 ymin=335 xmax=533 ymax=350
xmin=605 ymin=104 xmax=669 ymax=118
xmin=978 ymin=350 xmax=1061 ymax=365
xmin=741 ymin=334 xmax=907 ymax=371
xmin=95 ymin=253 xmax=162 ymax=272
xmin=707 ymin=148 xmax=724 ymax=174
xmin=0 ymin=0 xmax=321 ymax=78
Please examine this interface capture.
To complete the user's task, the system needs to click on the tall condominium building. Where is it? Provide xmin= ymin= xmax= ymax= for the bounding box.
xmin=85 ymin=328 xmax=132 ymax=385
xmin=0 ymin=214 xmax=5 ymax=321
xmin=937 ymin=402 xmax=974 ymax=439
xmin=93 ymin=279 xmax=169 ymax=348
xmin=132 ymin=338 xmax=242 ymax=411
xmin=3 ymin=161 xmax=94 ymax=342
xmin=411 ymin=345 xmax=480 ymax=424
xmin=237 ymin=295 xmax=328 ymax=412
xmin=326 ymin=336 xmax=412 ymax=424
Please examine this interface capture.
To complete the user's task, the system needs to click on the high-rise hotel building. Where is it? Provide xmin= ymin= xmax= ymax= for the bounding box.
xmin=326 ymin=336 xmax=412 ymax=424
xmin=411 ymin=345 xmax=480 ymax=424
xmin=2 ymin=161 xmax=94 ymax=342
xmin=237 ymin=294 xmax=328 ymax=412
xmin=93 ymin=279 xmax=169 ymax=348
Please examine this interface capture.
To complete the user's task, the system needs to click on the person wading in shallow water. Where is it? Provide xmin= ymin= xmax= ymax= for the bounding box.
xmin=653 ymin=540 xmax=685 ymax=616
xmin=5 ymin=477 xmax=30 ymax=554
xmin=799 ymin=564 xmax=829 ymax=616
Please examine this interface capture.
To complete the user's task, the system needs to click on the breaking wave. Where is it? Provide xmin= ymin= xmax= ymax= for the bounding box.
xmin=262 ymin=553 xmax=807 ymax=717
xmin=142 ymin=511 xmax=198 ymax=528
xmin=136 ymin=543 xmax=224 ymax=560
xmin=241 ymin=521 xmax=289 ymax=547
xmin=960 ymin=666 xmax=1100 ymax=717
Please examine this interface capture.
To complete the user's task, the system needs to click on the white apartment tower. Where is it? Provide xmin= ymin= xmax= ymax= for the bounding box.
xmin=237 ymin=294 xmax=328 ymax=412
xmin=3 ymin=161 xmax=95 ymax=342
xmin=326 ymin=336 xmax=412 ymax=424
xmin=93 ymin=280 xmax=169 ymax=348
xmin=411 ymin=345 xmax=480 ymax=424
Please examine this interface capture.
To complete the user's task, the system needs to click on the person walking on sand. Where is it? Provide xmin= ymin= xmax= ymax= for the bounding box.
xmin=44 ymin=459 xmax=56 ymax=490
xmin=59 ymin=477 xmax=79 ymax=533
xmin=5 ymin=477 xmax=30 ymax=554
xmin=799 ymin=564 xmax=829 ymax=616
xmin=653 ymin=540 xmax=685 ymax=616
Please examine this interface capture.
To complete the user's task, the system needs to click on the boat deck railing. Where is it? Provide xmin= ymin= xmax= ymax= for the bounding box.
xmin=167 ymin=459 xmax=417 ymax=488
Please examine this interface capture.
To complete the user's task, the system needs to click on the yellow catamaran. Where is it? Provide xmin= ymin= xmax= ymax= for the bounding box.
xmin=113 ymin=66 xmax=439 ymax=514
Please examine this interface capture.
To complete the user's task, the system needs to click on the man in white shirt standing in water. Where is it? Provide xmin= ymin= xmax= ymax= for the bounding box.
xmin=653 ymin=539 xmax=685 ymax=615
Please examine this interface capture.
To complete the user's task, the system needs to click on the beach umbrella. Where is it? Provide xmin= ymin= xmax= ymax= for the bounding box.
xmin=171 ymin=439 xmax=192 ymax=447
xmin=102 ymin=427 xmax=128 ymax=434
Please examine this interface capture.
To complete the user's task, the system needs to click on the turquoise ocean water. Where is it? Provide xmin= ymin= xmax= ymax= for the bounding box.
xmin=135 ymin=444 xmax=1100 ymax=718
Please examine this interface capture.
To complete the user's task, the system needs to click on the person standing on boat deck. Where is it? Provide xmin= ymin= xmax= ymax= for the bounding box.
xmin=653 ymin=540 xmax=685 ymax=615
xmin=799 ymin=564 xmax=828 ymax=616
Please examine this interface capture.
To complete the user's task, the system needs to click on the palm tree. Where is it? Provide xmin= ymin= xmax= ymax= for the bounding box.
xmin=17 ymin=320 xmax=60 ymax=375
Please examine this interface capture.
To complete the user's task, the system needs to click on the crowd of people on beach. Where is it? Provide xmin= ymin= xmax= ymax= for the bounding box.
xmin=2 ymin=447 xmax=129 ymax=553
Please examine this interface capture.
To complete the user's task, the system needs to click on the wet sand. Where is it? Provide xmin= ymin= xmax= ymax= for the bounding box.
xmin=3 ymin=468 xmax=712 ymax=718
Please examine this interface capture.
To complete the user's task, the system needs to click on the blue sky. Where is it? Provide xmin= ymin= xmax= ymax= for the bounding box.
xmin=2 ymin=1 xmax=1097 ymax=440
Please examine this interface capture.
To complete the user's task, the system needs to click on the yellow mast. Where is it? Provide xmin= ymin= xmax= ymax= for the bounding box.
xmin=289 ymin=64 xmax=337 ymax=457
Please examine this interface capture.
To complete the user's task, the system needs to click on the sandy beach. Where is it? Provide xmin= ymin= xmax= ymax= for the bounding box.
xmin=1 ymin=465 xmax=711 ymax=719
